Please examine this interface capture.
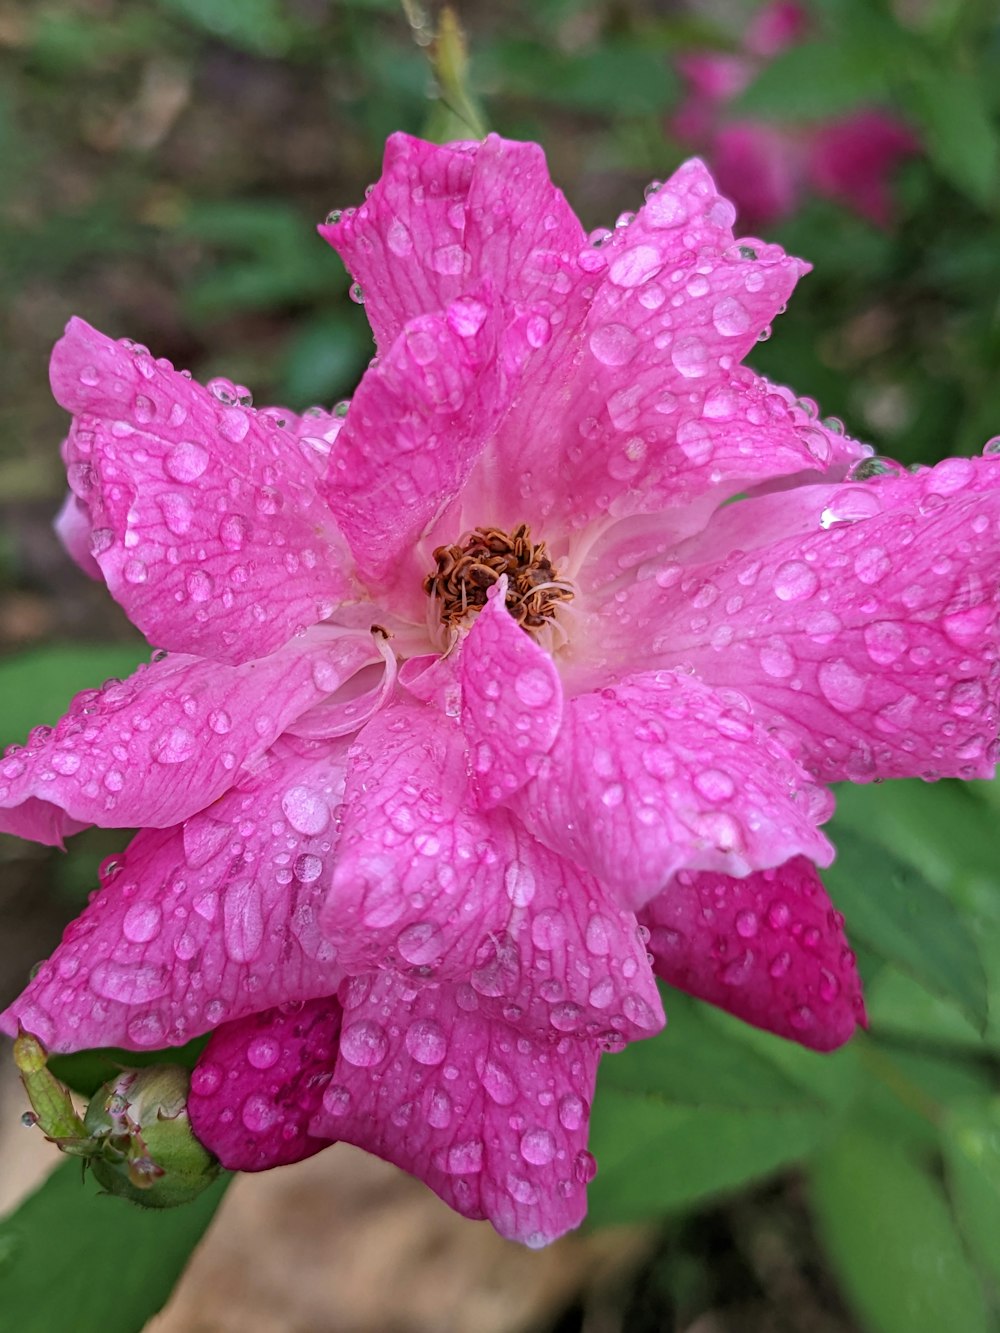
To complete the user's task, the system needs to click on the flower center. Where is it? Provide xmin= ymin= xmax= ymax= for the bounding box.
xmin=424 ymin=523 xmax=574 ymax=635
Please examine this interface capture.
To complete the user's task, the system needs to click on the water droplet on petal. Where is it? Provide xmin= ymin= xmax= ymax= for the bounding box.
xmin=281 ymin=786 xmax=330 ymax=835
xmin=589 ymin=323 xmax=639 ymax=366
xmin=520 ymin=1128 xmax=556 ymax=1166
xmin=671 ymin=336 xmax=709 ymax=378
xmin=340 ymin=1020 xmax=388 ymax=1068
xmin=608 ymin=245 xmax=663 ymax=288
xmin=404 ymin=1018 xmax=447 ymax=1066
xmin=165 ymin=441 xmax=209 ymax=482
xmin=773 ymin=560 xmax=818 ymax=602
xmin=247 ymin=1036 xmax=280 ymax=1070
xmin=712 ymin=297 xmax=750 ymax=337
xmin=122 ymin=903 xmax=162 ymax=944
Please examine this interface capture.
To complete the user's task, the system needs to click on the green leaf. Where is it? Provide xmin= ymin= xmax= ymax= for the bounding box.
xmin=277 ymin=313 xmax=372 ymax=407
xmin=487 ymin=38 xmax=677 ymax=117
xmin=942 ymin=1098 xmax=1000 ymax=1289
xmin=586 ymin=994 xmax=844 ymax=1224
xmin=154 ymin=0 xmax=297 ymax=55
xmin=600 ymin=992 xmax=836 ymax=1110
xmin=866 ymin=966 xmax=988 ymax=1052
xmin=734 ymin=38 xmax=899 ymax=121
xmin=822 ymin=827 xmax=987 ymax=1031
xmin=0 ymin=1160 xmax=229 ymax=1333
xmin=904 ymin=69 xmax=999 ymax=207
xmin=0 ymin=644 xmax=147 ymax=748
xmin=810 ymin=1128 xmax=989 ymax=1333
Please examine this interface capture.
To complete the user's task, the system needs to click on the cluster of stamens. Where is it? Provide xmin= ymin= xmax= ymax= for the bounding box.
xmin=424 ymin=523 xmax=574 ymax=636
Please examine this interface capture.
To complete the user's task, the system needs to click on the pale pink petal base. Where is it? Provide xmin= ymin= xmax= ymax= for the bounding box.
xmin=642 ymin=856 xmax=865 ymax=1051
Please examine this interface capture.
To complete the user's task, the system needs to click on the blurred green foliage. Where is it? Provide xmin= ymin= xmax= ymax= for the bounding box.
xmin=2 ymin=1 xmax=1000 ymax=1330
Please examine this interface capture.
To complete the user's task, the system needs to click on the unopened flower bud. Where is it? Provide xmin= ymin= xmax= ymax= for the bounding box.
xmin=83 ymin=1065 xmax=221 ymax=1209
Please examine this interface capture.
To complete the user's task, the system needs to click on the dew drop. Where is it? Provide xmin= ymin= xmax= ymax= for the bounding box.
xmin=404 ymin=1018 xmax=447 ymax=1066
xmin=281 ymin=786 xmax=330 ymax=835
xmin=712 ymin=297 xmax=751 ymax=337
xmin=608 ymin=245 xmax=663 ymax=288
xmin=247 ymin=1036 xmax=280 ymax=1070
xmin=671 ymin=336 xmax=709 ymax=378
xmin=122 ymin=903 xmax=162 ymax=944
xmin=773 ymin=560 xmax=818 ymax=602
xmin=165 ymin=441 xmax=209 ymax=483
xmin=520 ymin=1128 xmax=556 ymax=1166
xmin=340 ymin=1020 xmax=388 ymax=1067
xmin=589 ymin=323 xmax=639 ymax=366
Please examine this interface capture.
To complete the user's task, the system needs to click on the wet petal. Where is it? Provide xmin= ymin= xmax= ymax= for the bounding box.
xmin=642 ymin=857 xmax=865 ymax=1051
xmin=465 ymin=837 xmax=665 ymax=1048
xmin=321 ymin=695 xmax=663 ymax=1044
xmin=320 ymin=699 xmax=511 ymax=979
xmin=323 ymin=299 xmax=501 ymax=612
xmin=309 ymin=972 xmax=600 ymax=1246
xmin=50 ymin=319 xmax=353 ymax=664
xmin=188 ymin=999 xmax=341 ymax=1170
xmin=0 ymin=742 xmax=348 ymax=1051
xmin=487 ymin=161 xmax=823 ymax=536
xmin=458 ymin=583 xmax=563 ymax=807
xmin=321 ymin=134 xmax=585 ymax=353
xmin=0 ymin=629 xmax=378 ymax=841
xmin=54 ymin=488 xmax=101 ymax=579
xmin=611 ymin=457 xmax=1000 ymax=782
xmin=511 ymin=670 xmax=833 ymax=909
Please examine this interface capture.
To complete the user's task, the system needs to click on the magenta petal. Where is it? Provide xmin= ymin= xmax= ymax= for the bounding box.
xmin=320 ymin=700 xmax=511 ymax=979
xmin=642 ymin=857 xmax=865 ymax=1051
xmin=321 ymin=134 xmax=585 ymax=353
xmin=188 ymin=999 xmax=341 ymax=1170
xmin=0 ymin=629 xmax=378 ymax=841
xmin=512 ymin=671 xmax=832 ymax=909
xmin=466 ymin=836 xmax=665 ymax=1047
xmin=321 ymin=693 xmax=663 ymax=1042
xmin=324 ymin=299 xmax=501 ymax=605
xmin=309 ymin=973 xmax=600 ymax=1245
xmin=0 ymin=741 xmax=348 ymax=1051
xmin=50 ymin=319 xmax=353 ymax=664
xmin=459 ymin=584 xmax=563 ymax=807
xmin=54 ymin=490 xmax=101 ymax=579
xmin=628 ymin=457 xmax=1000 ymax=782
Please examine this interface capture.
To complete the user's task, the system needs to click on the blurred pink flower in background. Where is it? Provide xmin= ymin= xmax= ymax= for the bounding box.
xmin=3 ymin=134 xmax=999 ymax=1245
xmin=673 ymin=0 xmax=919 ymax=229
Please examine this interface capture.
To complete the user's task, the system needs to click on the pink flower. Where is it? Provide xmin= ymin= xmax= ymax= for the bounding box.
xmin=3 ymin=134 xmax=999 ymax=1245
xmin=673 ymin=1 xmax=919 ymax=229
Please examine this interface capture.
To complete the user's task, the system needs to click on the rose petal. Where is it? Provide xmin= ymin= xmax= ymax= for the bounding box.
xmin=459 ymin=582 xmax=563 ymax=807
xmin=50 ymin=318 xmax=353 ymax=664
xmin=642 ymin=856 xmax=865 ymax=1051
xmin=188 ymin=999 xmax=341 ymax=1170
xmin=0 ymin=741 xmax=348 ymax=1051
xmin=0 ymin=628 xmax=379 ymax=841
xmin=321 ymin=134 xmax=585 ymax=353
xmin=511 ymin=670 xmax=833 ymax=909
xmin=606 ymin=457 xmax=1000 ymax=781
xmin=323 ymin=299 xmax=501 ymax=610
xmin=309 ymin=972 xmax=601 ymax=1246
